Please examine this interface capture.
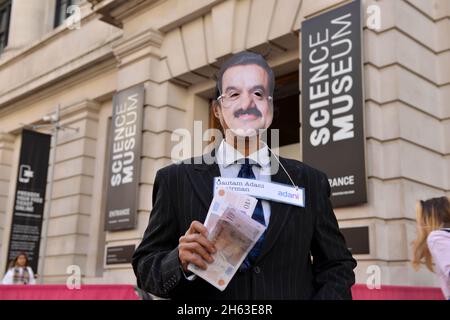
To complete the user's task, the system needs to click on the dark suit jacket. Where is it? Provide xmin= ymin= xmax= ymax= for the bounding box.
xmin=132 ymin=150 xmax=357 ymax=300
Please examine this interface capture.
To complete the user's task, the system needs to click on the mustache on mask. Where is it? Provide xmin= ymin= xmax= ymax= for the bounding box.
xmin=234 ymin=107 xmax=262 ymax=118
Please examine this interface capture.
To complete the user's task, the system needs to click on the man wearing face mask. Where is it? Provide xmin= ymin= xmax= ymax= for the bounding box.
xmin=132 ymin=52 xmax=357 ymax=300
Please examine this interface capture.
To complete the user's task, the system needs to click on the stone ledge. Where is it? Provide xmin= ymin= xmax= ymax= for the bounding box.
xmin=113 ymin=28 xmax=164 ymax=68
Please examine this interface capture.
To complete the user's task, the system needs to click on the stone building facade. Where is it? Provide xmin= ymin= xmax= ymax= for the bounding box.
xmin=0 ymin=0 xmax=449 ymax=288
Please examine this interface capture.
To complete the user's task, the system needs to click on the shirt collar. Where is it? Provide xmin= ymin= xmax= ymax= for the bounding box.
xmin=216 ymin=139 xmax=271 ymax=168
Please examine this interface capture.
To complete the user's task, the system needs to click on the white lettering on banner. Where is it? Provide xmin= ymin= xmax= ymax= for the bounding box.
xmin=308 ymin=13 xmax=355 ymax=147
xmin=332 ymin=190 xmax=355 ymax=196
xmin=109 ymin=208 xmax=130 ymax=218
xmin=15 ymin=190 xmax=43 ymax=213
xmin=328 ymin=175 xmax=355 ymax=187
xmin=214 ymin=177 xmax=305 ymax=208
xmin=111 ymin=93 xmax=139 ymax=187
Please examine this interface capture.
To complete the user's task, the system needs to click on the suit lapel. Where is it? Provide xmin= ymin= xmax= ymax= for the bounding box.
xmin=256 ymin=155 xmax=298 ymax=263
xmin=184 ymin=148 xmax=299 ymax=263
xmin=184 ymin=150 xmax=221 ymax=221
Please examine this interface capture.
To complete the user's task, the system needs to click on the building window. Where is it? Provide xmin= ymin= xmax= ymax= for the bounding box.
xmin=0 ymin=0 xmax=12 ymax=55
xmin=54 ymin=0 xmax=77 ymax=28
xmin=269 ymin=72 xmax=301 ymax=148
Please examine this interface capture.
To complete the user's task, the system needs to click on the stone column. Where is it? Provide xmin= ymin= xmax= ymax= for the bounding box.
xmin=335 ymin=0 xmax=450 ymax=286
xmin=0 ymin=133 xmax=15 ymax=271
xmin=5 ymin=0 xmax=51 ymax=53
xmin=40 ymin=100 xmax=100 ymax=283
xmin=97 ymin=27 xmax=190 ymax=283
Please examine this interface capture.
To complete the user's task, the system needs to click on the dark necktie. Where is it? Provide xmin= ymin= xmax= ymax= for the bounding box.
xmin=237 ymin=158 xmax=265 ymax=270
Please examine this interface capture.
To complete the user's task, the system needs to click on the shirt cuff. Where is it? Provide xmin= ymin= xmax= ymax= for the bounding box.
xmin=180 ymin=265 xmax=197 ymax=281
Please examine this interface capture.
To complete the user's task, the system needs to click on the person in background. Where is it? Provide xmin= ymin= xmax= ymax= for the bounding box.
xmin=1 ymin=252 xmax=36 ymax=285
xmin=412 ymin=196 xmax=450 ymax=300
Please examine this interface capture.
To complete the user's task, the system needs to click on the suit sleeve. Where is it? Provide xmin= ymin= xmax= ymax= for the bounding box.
xmin=132 ymin=168 xmax=191 ymax=298
xmin=310 ymin=172 xmax=357 ymax=300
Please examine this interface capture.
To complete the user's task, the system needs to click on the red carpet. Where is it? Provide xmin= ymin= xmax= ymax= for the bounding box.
xmin=0 ymin=284 xmax=139 ymax=300
xmin=351 ymin=284 xmax=445 ymax=300
xmin=0 ymin=284 xmax=444 ymax=300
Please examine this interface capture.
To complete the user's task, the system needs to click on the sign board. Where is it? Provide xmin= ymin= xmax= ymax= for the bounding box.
xmin=340 ymin=226 xmax=370 ymax=254
xmin=7 ymin=129 xmax=51 ymax=273
xmin=105 ymin=84 xmax=144 ymax=231
xmin=301 ymin=0 xmax=367 ymax=207
xmin=106 ymin=245 xmax=136 ymax=265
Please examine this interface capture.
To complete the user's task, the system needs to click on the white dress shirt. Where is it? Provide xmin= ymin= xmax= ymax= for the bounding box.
xmin=181 ymin=139 xmax=272 ymax=280
xmin=215 ymin=139 xmax=272 ymax=225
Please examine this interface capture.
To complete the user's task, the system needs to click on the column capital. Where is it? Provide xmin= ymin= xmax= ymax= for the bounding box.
xmin=0 ymin=133 xmax=15 ymax=145
xmin=54 ymin=100 xmax=102 ymax=129
xmin=113 ymin=28 xmax=164 ymax=67
xmin=89 ymin=0 xmax=160 ymax=28
xmin=59 ymin=100 xmax=101 ymax=120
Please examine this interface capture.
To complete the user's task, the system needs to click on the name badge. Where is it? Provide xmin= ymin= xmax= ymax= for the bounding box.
xmin=213 ymin=177 xmax=305 ymax=208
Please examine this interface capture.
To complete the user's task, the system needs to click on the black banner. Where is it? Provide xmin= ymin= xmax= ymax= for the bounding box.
xmin=105 ymin=84 xmax=144 ymax=231
xmin=6 ymin=129 xmax=51 ymax=273
xmin=301 ymin=0 xmax=367 ymax=207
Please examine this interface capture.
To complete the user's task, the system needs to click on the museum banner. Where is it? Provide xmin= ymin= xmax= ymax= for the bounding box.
xmin=301 ymin=0 xmax=367 ymax=207
xmin=105 ymin=84 xmax=144 ymax=230
xmin=7 ymin=129 xmax=51 ymax=273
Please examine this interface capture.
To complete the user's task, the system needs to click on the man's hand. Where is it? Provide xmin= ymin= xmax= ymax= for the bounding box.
xmin=179 ymin=221 xmax=217 ymax=272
